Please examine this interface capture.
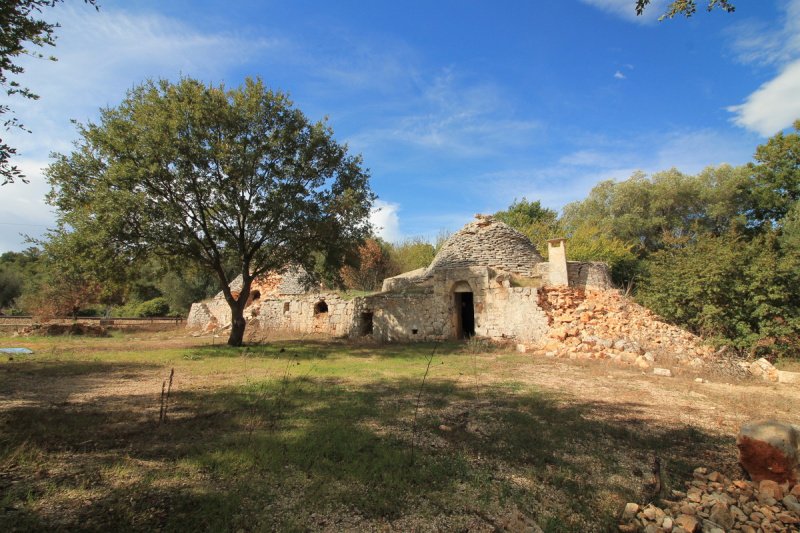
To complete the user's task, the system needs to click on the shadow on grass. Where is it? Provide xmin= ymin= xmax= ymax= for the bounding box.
xmin=191 ymin=339 xmax=465 ymax=360
xmin=0 ymin=363 xmax=735 ymax=532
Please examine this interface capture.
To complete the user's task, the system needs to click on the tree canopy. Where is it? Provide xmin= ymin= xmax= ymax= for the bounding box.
xmin=46 ymin=77 xmax=374 ymax=345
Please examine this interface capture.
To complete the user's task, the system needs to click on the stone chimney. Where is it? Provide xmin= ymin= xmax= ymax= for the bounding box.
xmin=547 ymin=238 xmax=569 ymax=286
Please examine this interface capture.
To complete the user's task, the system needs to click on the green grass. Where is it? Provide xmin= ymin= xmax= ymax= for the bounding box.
xmin=0 ymin=332 xmax=735 ymax=532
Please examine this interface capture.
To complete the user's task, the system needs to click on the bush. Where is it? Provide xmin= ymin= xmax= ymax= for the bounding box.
xmin=136 ymin=297 xmax=170 ymax=317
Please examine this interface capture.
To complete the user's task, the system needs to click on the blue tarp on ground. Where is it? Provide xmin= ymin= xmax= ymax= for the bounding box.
xmin=0 ymin=348 xmax=34 ymax=354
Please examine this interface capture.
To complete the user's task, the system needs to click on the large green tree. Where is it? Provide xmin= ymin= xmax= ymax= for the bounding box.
xmin=1 ymin=0 xmax=98 ymax=185
xmin=46 ymin=77 xmax=374 ymax=346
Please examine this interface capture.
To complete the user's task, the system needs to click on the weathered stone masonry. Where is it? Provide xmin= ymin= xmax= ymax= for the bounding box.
xmin=188 ymin=214 xmax=612 ymax=344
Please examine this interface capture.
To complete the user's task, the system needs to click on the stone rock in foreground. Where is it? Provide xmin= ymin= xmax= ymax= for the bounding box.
xmin=748 ymin=357 xmax=779 ymax=382
xmin=618 ymin=468 xmax=800 ymax=532
xmin=737 ymin=420 xmax=799 ymax=484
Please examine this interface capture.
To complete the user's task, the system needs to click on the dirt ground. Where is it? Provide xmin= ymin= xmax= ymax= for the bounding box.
xmin=1 ymin=332 xmax=798 ymax=532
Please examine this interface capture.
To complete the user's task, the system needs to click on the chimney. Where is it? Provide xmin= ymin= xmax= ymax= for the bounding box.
xmin=547 ymin=238 xmax=569 ymax=286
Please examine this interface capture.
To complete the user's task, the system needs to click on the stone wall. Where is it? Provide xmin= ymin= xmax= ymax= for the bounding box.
xmin=363 ymin=266 xmax=549 ymax=343
xmin=252 ymin=292 xmax=359 ymax=337
xmin=534 ymin=261 xmax=612 ymax=290
xmin=482 ymin=286 xmax=549 ymax=342
xmin=365 ymin=290 xmax=448 ymax=342
xmin=566 ymin=261 xmax=612 ymax=290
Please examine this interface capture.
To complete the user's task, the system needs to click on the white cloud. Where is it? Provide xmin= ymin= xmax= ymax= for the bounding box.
xmin=579 ymin=0 xmax=667 ymax=23
xmin=728 ymin=59 xmax=800 ymax=136
xmin=728 ymin=0 xmax=800 ymax=136
xmin=370 ymin=200 xmax=402 ymax=243
xmin=614 ymin=70 xmax=626 ymax=79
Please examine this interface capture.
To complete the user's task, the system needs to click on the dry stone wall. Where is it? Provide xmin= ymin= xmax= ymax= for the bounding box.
xmin=252 ymin=292 xmax=359 ymax=337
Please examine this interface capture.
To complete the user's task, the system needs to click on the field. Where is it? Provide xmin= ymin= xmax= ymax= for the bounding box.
xmin=1 ymin=331 xmax=798 ymax=532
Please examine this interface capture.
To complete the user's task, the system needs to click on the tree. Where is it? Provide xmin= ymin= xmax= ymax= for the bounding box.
xmin=494 ymin=198 xmax=559 ymax=255
xmin=340 ymin=238 xmax=393 ymax=292
xmin=46 ymin=77 xmax=374 ymax=346
xmin=748 ymin=119 xmax=800 ymax=226
xmin=1 ymin=0 xmax=98 ymax=185
xmin=635 ymin=0 xmax=734 ymax=19
xmin=387 ymin=237 xmax=436 ymax=274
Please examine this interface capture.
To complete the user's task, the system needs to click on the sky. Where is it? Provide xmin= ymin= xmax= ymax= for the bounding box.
xmin=1 ymin=0 xmax=799 ymax=252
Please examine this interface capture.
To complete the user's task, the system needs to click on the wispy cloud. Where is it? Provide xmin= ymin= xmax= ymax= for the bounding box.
xmin=727 ymin=0 xmax=800 ymax=136
xmin=348 ymin=70 xmax=542 ymax=158
xmin=614 ymin=70 xmax=626 ymax=79
xmin=477 ymin=126 xmax=755 ymax=213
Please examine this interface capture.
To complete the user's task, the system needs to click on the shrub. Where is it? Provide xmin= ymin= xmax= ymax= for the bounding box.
xmin=136 ymin=297 xmax=170 ymax=317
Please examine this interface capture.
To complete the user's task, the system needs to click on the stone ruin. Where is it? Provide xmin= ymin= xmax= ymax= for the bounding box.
xmin=187 ymin=214 xmax=612 ymax=343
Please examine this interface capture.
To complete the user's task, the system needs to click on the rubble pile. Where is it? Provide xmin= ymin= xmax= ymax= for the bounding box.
xmin=533 ymin=287 xmax=716 ymax=371
xmin=619 ymin=468 xmax=800 ymax=532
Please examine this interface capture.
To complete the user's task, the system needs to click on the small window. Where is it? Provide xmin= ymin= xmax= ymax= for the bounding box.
xmin=411 ymin=328 xmax=418 ymax=335
xmin=314 ymin=301 xmax=328 ymax=315
xmin=283 ymin=302 xmax=290 ymax=313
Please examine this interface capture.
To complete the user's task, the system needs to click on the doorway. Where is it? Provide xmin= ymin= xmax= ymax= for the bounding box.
xmin=455 ymin=291 xmax=475 ymax=339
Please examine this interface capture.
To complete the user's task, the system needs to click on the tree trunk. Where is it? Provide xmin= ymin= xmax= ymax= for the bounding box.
xmin=228 ymin=304 xmax=246 ymax=346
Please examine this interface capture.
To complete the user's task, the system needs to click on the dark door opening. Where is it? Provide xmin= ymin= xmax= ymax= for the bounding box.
xmin=360 ymin=312 xmax=374 ymax=336
xmin=455 ymin=292 xmax=475 ymax=339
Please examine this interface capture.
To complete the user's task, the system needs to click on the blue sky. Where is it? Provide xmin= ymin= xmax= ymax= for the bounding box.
xmin=2 ymin=0 xmax=799 ymax=251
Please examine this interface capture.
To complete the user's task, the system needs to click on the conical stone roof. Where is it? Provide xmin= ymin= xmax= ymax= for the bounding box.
xmin=425 ymin=214 xmax=543 ymax=277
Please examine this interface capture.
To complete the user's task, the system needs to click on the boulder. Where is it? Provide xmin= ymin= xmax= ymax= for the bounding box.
xmin=737 ymin=420 xmax=799 ymax=484
xmin=749 ymin=358 xmax=779 ymax=382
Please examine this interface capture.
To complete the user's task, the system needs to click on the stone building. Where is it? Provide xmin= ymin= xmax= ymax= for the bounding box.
xmin=187 ymin=214 xmax=611 ymax=343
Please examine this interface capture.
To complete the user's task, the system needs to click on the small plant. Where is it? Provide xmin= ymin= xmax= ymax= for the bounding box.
xmin=158 ymin=368 xmax=174 ymax=425
xmin=410 ymin=343 xmax=438 ymax=465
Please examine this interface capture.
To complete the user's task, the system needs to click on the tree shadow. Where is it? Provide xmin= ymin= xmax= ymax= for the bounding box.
xmin=0 ymin=371 xmax=736 ymax=532
xmin=192 ymin=339 xmax=464 ymax=360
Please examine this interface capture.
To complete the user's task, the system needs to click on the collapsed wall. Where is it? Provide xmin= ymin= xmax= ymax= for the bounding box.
xmin=526 ymin=286 xmax=718 ymax=370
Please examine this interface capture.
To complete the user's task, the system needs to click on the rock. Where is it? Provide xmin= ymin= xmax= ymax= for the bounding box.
xmin=748 ymin=358 xmax=779 ymax=382
xmin=782 ymin=494 xmax=800 ymax=513
xmin=737 ymin=420 xmax=799 ymax=484
xmin=622 ymin=502 xmax=639 ymax=520
xmin=674 ymin=514 xmax=699 ymax=532
xmin=708 ymin=503 xmax=733 ymax=529
xmin=758 ymin=479 xmax=784 ymax=500
xmin=654 ymin=367 xmax=673 ymax=377
xmin=662 ymin=516 xmax=673 ymax=531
